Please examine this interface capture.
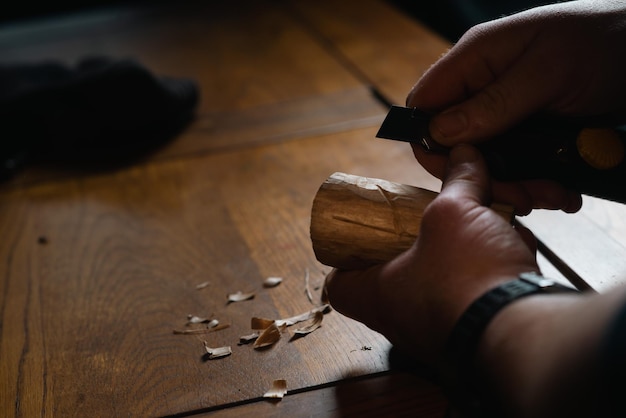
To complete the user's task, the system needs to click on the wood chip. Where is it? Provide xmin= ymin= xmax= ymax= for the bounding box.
xmin=251 ymin=305 xmax=330 ymax=330
xmin=294 ymin=310 xmax=323 ymax=335
xmin=275 ymin=304 xmax=330 ymax=327
xmin=228 ymin=291 xmax=255 ymax=303
xmin=203 ymin=341 xmax=232 ymax=359
xmin=187 ymin=315 xmax=211 ymax=324
xmin=195 ymin=281 xmax=211 ymax=290
xmin=251 ymin=317 xmax=275 ymax=330
xmin=238 ymin=332 xmax=259 ymax=345
xmin=253 ymin=322 xmax=285 ymax=349
xmin=263 ymin=277 xmax=283 ymax=288
xmin=304 ymin=268 xmax=313 ymax=304
xmin=173 ymin=323 xmax=230 ymax=335
xmin=263 ymin=379 xmax=287 ymax=399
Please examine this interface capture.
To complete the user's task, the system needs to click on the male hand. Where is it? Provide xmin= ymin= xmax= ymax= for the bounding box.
xmin=325 ymin=145 xmax=539 ymax=367
xmin=407 ymin=1 xmax=626 ymax=214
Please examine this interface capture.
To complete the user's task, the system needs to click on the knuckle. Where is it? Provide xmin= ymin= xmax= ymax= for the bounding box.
xmin=462 ymin=21 xmax=496 ymax=44
xmin=479 ymin=85 xmax=510 ymax=118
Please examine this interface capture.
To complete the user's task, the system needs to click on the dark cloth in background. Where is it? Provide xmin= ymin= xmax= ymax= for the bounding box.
xmin=390 ymin=0 xmax=566 ymax=41
xmin=0 ymin=57 xmax=198 ymax=179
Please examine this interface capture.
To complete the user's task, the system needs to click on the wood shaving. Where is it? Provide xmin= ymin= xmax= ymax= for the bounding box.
xmin=294 ymin=310 xmax=323 ymax=335
xmin=275 ymin=304 xmax=330 ymax=327
xmin=238 ymin=332 xmax=259 ymax=345
xmin=195 ymin=281 xmax=210 ymax=290
xmin=187 ymin=315 xmax=211 ymax=324
xmin=253 ymin=322 xmax=285 ymax=349
xmin=263 ymin=379 xmax=287 ymax=399
xmin=251 ymin=317 xmax=275 ymax=330
xmin=263 ymin=277 xmax=283 ymax=288
xmin=203 ymin=341 xmax=232 ymax=359
xmin=251 ymin=305 xmax=329 ymax=330
xmin=173 ymin=323 xmax=230 ymax=335
xmin=228 ymin=291 xmax=255 ymax=303
xmin=304 ymin=268 xmax=313 ymax=304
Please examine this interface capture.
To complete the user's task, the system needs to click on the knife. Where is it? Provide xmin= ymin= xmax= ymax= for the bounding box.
xmin=376 ymin=105 xmax=626 ymax=204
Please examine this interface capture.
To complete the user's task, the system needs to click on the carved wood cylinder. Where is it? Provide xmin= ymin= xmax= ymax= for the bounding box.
xmin=310 ymin=172 xmax=514 ymax=270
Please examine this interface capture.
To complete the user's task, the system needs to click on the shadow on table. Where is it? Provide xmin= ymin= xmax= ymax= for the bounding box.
xmin=331 ymin=347 xmax=447 ymax=417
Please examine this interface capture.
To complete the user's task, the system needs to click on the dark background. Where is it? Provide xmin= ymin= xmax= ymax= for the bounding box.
xmin=391 ymin=0 xmax=561 ymax=40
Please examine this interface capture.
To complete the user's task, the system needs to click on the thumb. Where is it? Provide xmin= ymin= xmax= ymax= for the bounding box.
xmin=439 ymin=144 xmax=491 ymax=206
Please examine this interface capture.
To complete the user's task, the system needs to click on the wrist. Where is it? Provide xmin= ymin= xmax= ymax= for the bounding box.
xmin=475 ymin=294 xmax=581 ymax=417
xmin=477 ymin=288 xmax=626 ymax=418
xmin=442 ymin=272 xmax=579 ymax=417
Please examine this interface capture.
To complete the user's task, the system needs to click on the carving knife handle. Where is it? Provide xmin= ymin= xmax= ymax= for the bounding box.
xmin=376 ymin=106 xmax=626 ymax=204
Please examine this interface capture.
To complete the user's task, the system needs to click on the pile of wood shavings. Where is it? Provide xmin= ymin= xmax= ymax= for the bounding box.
xmin=175 ymin=272 xmax=331 ymax=400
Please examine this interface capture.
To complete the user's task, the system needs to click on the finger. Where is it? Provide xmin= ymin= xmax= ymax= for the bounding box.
xmin=410 ymin=143 xmax=447 ymax=179
xmin=407 ymin=18 xmax=536 ymax=112
xmin=413 ymin=145 xmax=583 ymax=214
xmin=323 ymin=267 xmax=384 ymax=330
xmin=491 ymin=180 xmax=583 ymax=215
xmin=428 ymin=54 xmax=555 ymax=145
xmin=439 ymin=144 xmax=491 ymax=207
xmin=407 ymin=15 xmax=563 ymax=145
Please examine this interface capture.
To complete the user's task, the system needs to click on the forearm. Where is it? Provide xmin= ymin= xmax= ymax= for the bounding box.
xmin=476 ymin=285 xmax=626 ymax=417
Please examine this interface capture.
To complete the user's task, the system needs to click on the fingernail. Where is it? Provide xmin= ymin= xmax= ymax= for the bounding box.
xmin=431 ymin=110 xmax=467 ymax=143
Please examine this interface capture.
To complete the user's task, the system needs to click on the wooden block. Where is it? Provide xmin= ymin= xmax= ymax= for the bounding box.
xmin=311 ymin=172 xmax=513 ymax=270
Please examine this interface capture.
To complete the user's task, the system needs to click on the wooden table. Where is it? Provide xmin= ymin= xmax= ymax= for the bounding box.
xmin=2 ymin=1 xmax=626 ymax=416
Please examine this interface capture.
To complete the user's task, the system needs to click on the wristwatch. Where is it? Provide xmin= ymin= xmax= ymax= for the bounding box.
xmin=444 ymin=272 xmax=580 ymax=417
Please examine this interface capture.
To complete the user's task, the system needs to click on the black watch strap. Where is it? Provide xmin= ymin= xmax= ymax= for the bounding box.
xmin=443 ymin=272 xmax=580 ymax=417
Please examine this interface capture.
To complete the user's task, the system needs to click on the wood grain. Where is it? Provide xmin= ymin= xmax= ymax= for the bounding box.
xmin=0 ymin=127 xmax=433 ymax=416
xmin=0 ymin=1 xmax=449 ymax=415
xmin=0 ymin=0 xmax=364 ymax=113
xmin=287 ymin=0 xmax=451 ymax=106
xmin=0 ymin=0 xmax=388 ymax=188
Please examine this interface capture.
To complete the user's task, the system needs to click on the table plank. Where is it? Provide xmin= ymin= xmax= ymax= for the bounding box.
xmin=0 ymin=0 xmax=364 ymax=113
xmin=0 ymin=0 xmax=394 ymax=189
xmin=1 ymin=3 xmax=445 ymax=415
xmin=202 ymin=372 xmax=446 ymax=418
xmin=0 ymin=127 xmax=436 ymax=416
xmin=521 ymin=197 xmax=626 ymax=292
xmin=287 ymin=0 xmax=451 ymax=106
